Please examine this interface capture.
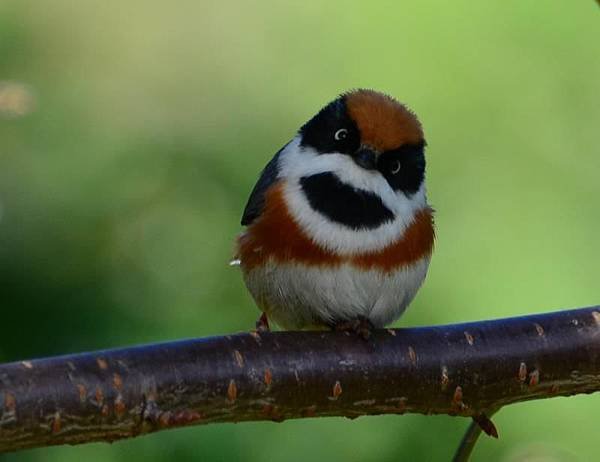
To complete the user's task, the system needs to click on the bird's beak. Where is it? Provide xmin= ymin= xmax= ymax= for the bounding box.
xmin=352 ymin=147 xmax=378 ymax=170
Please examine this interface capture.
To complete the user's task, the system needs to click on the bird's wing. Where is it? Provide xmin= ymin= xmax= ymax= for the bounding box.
xmin=241 ymin=144 xmax=287 ymax=226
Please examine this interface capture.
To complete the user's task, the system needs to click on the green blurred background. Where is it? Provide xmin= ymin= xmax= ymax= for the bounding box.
xmin=1 ymin=1 xmax=599 ymax=461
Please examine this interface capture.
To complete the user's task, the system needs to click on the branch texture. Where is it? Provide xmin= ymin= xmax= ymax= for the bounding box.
xmin=1 ymin=306 xmax=600 ymax=453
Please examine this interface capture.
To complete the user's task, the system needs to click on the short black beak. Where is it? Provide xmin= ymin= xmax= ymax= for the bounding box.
xmin=352 ymin=148 xmax=377 ymax=170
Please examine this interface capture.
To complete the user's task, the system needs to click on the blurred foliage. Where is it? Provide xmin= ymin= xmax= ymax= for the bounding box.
xmin=0 ymin=1 xmax=599 ymax=461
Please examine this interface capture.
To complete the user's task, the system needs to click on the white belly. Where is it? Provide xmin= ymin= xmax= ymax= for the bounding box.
xmin=243 ymin=258 xmax=430 ymax=329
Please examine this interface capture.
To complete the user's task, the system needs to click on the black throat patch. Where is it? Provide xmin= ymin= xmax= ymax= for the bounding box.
xmin=300 ymin=172 xmax=395 ymax=230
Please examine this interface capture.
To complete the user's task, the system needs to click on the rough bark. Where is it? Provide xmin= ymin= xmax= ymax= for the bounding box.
xmin=1 ymin=306 xmax=600 ymax=453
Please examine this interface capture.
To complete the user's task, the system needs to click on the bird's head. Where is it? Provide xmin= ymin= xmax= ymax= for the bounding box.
xmin=279 ymin=90 xmax=427 ymax=212
xmin=288 ymin=89 xmax=426 ymax=198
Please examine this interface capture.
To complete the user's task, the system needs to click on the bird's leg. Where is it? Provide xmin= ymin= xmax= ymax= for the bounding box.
xmin=255 ymin=312 xmax=270 ymax=332
xmin=333 ymin=316 xmax=374 ymax=340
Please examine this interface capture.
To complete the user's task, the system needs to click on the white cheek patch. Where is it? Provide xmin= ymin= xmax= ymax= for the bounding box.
xmin=276 ymin=137 xmax=428 ymax=255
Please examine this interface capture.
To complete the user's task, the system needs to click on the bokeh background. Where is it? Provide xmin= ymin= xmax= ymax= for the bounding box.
xmin=1 ymin=1 xmax=599 ymax=461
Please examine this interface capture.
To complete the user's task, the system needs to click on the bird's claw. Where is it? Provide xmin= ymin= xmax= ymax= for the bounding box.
xmin=255 ymin=313 xmax=270 ymax=332
xmin=333 ymin=316 xmax=374 ymax=340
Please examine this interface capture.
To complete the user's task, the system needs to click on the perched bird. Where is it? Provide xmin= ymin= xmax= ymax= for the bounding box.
xmin=235 ymin=89 xmax=434 ymax=335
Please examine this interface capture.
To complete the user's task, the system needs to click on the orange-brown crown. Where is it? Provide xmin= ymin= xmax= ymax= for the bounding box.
xmin=345 ymin=89 xmax=424 ymax=152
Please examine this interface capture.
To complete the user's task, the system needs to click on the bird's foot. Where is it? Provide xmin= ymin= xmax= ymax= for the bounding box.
xmin=255 ymin=313 xmax=270 ymax=332
xmin=333 ymin=316 xmax=374 ymax=340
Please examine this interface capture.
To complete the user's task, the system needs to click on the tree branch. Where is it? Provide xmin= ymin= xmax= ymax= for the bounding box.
xmin=1 ymin=306 xmax=600 ymax=454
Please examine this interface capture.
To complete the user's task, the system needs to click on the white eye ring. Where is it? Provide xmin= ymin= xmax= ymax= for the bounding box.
xmin=334 ymin=128 xmax=348 ymax=141
xmin=390 ymin=160 xmax=401 ymax=175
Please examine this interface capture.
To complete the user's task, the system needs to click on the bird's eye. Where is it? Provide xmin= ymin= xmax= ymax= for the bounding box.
xmin=390 ymin=160 xmax=401 ymax=175
xmin=334 ymin=128 xmax=348 ymax=141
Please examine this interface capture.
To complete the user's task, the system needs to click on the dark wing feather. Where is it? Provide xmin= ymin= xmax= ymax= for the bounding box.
xmin=241 ymin=145 xmax=287 ymax=226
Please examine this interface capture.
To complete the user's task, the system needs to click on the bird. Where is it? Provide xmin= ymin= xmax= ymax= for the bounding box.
xmin=234 ymin=89 xmax=434 ymax=336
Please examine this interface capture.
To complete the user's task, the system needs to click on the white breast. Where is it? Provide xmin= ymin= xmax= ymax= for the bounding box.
xmin=243 ymin=257 xmax=430 ymax=329
xmin=276 ymin=137 xmax=428 ymax=255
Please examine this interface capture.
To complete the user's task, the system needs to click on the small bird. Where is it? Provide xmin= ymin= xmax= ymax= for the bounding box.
xmin=235 ymin=89 xmax=434 ymax=335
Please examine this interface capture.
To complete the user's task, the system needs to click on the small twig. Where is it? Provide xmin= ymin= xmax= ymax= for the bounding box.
xmin=452 ymin=409 xmax=499 ymax=462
